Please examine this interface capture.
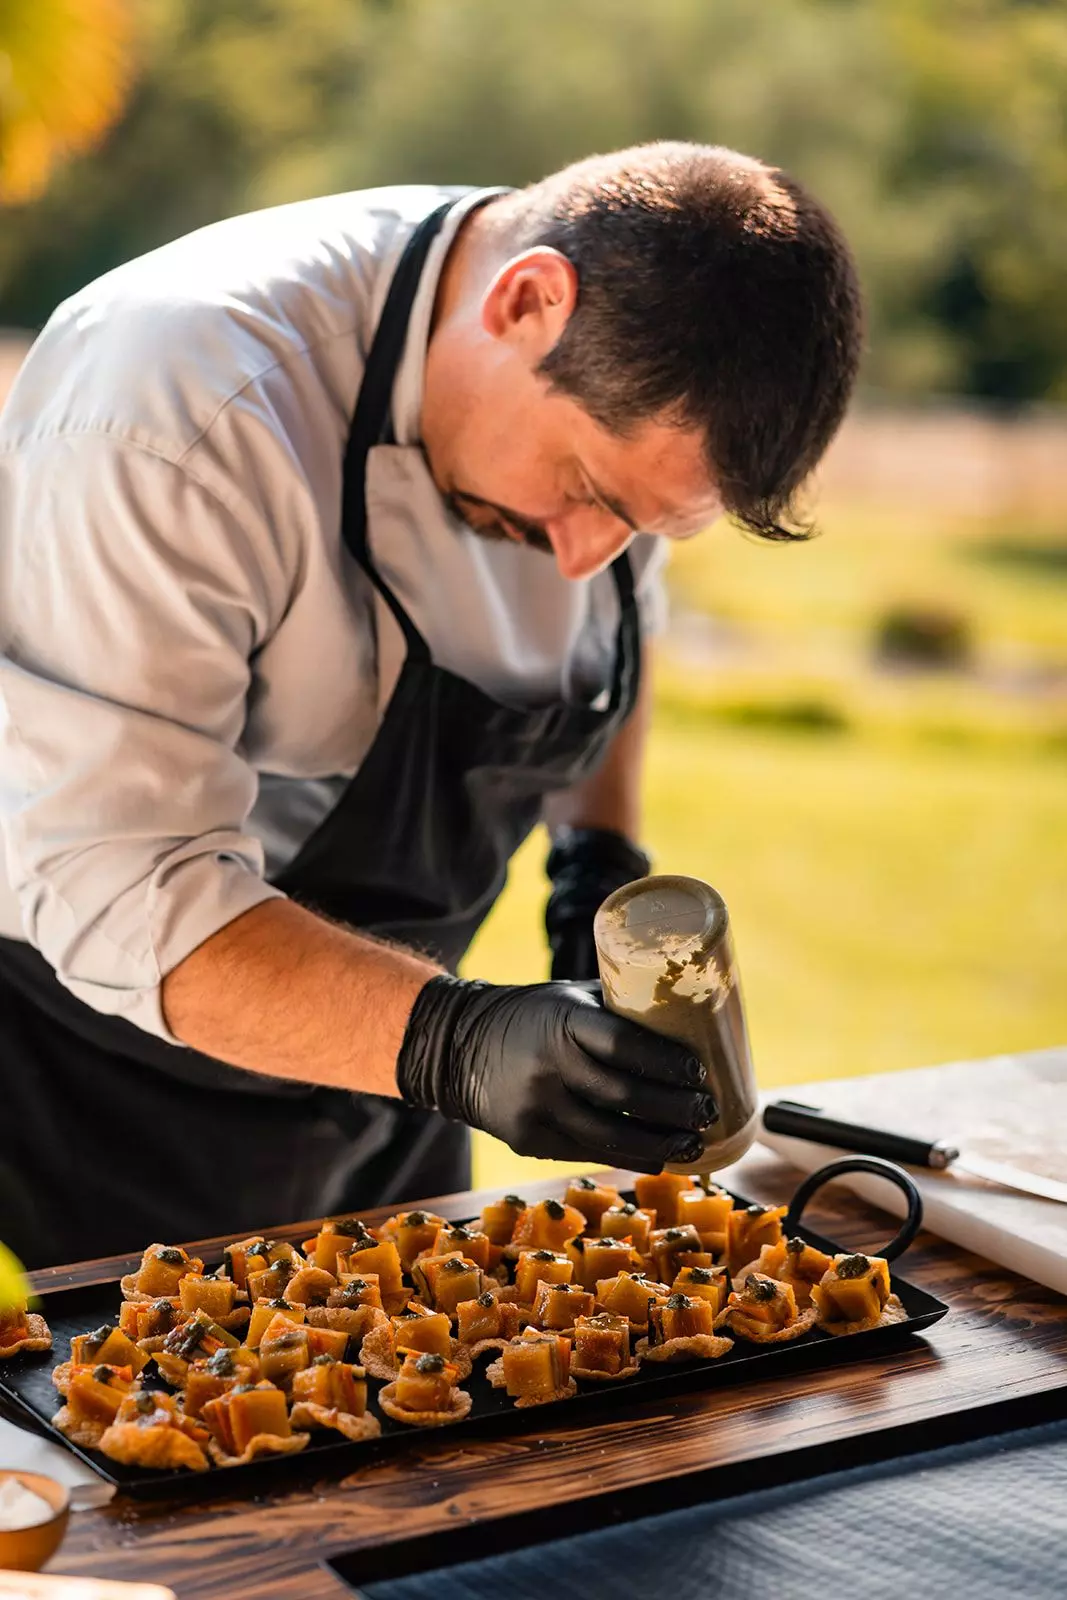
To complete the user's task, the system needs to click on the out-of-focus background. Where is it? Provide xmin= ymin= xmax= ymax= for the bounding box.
xmin=2 ymin=0 xmax=1065 ymax=1190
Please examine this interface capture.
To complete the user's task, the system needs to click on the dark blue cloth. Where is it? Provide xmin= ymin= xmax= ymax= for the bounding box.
xmin=362 ymin=1417 xmax=1067 ymax=1600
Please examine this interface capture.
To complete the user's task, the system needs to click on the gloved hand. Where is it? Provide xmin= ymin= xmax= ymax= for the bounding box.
xmin=396 ymin=976 xmax=715 ymax=1173
xmin=544 ymin=826 xmax=651 ymax=981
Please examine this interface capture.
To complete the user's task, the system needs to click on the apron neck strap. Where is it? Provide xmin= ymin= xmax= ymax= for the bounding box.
xmin=341 ymin=191 xmax=640 ymax=685
xmin=341 ymin=197 xmax=458 ymax=661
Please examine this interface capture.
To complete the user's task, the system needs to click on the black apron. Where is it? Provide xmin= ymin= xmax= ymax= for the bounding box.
xmin=0 ymin=194 xmax=641 ymax=1270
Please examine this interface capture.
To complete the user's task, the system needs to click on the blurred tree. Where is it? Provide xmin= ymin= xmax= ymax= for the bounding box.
xmin=0 ymin=0 xmax=135 ymax=204
xmin=0 ymin=0 xmax=366 ymax=326
xmin=0 ymin=0 xmax=1065 ymax=404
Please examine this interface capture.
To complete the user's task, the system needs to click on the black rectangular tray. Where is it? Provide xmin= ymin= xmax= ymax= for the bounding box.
xmin=0 ymin=1187 xmax=948 ymax=1498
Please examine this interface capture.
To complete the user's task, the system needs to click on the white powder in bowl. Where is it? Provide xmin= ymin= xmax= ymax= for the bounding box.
xmin=0 ymin=1475 xmax=55 ymax=1530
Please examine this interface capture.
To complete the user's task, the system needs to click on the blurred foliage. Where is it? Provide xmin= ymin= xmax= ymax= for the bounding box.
xmin=0 ymin=0 xmax=1066 ymax=401
xmin=0 ymin=1238 xmax=29 ymax=1310
xmin=0 ymin=0 xmax=134 ymax=203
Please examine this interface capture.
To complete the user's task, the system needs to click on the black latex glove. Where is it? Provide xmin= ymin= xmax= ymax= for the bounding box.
xmin=545 ymin=826 xmax=651 ymax=981
xmin=396 ymin=976 xmax=715 ymax=1173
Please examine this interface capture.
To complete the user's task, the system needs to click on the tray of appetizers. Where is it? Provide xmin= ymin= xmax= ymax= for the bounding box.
xmin=0 ymin=1158 xmax=946 ymax=1496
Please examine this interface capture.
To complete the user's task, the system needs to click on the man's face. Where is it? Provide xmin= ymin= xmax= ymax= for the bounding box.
xmin=422 ymin=241 xmax=723 ymax=581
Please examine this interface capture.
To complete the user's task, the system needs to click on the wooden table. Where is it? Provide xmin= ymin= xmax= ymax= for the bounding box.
xmin=28 ymin=1147 xmax=1067 ymax=1599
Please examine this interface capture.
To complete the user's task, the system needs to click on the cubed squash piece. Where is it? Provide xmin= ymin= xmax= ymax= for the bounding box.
xmin=598 ymin=1204 xmax=655 ymax=1253
xmin=676 ymin=1186 xmax=734 ymax=1250
xmin=479 ymin=1194 xmax=526 ymax=1246
xmin=510 ymin=1198 xmax=586 ymax=1252
xmin=573 ymin=1313 xmax=631 ymax=1375
xmin=514 ymin=1249 xmax=572 ymax=1303
xmin=532 ymin=1282 xmax=595 ymax=1331
xmin=633 ymin=1173 xmax=693 ymax=1228
xmin=563 ymin=1177 xmax=622 ymax=1233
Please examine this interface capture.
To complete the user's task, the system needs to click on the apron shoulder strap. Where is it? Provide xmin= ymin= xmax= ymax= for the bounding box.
xmin=340 ymin=198 xmax=460 ymax=661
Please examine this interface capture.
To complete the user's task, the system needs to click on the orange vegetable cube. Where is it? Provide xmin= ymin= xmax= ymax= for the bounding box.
xmin=532 ymin=1281 xmax=595 ymax=1331
xmin=510 ymin=1198 xmax=586 ymax=1253
xmin=514 ymin=1249 xmax=573 ymax=1304
xmin=478 ymin=1195 xmax=527 ymax=1247
xmin=573 ymin=1312 xmax=631 ymax=1375
xmin=633 ymin=1173 xmax=693 ymax=1228
xmin=563 ymin=1178 xmax=622 ymax=1233
xmin=598 ymin=1204 xmax=655 ymax=1253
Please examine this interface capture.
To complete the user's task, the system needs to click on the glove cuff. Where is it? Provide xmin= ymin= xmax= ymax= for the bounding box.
xmin=545 ymin=826 xmax=651 ymax=941
xmin=395 ymin=974 xmax=485 ymax=1120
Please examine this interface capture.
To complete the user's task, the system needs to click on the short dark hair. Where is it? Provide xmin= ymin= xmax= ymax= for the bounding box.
xmin=496 ymin=142 xmax=863 ymax=541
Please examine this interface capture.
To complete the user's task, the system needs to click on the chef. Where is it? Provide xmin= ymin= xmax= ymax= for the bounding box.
xmin=0 ymin=142 xmax=862 ymax=1268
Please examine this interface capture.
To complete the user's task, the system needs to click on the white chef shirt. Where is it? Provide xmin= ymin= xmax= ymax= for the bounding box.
xmin=0 ymin=185 xmax=667 ymax=1044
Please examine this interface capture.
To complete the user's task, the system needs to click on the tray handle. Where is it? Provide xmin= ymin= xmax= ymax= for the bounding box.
xmin=784 ymin=1154 xmax=923 ymax=1263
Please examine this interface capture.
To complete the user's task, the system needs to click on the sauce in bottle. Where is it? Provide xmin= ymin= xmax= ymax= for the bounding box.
xmin=593 ymin=875 xmax=758 ymax=1174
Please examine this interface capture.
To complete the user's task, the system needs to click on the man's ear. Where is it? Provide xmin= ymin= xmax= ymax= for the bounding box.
xmin=481 ymin=247 xmax=578 ymax=357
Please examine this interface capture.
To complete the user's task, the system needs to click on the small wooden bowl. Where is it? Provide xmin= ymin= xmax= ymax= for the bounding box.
xmin=0 ymin=1470 xmax=71 ymax=1572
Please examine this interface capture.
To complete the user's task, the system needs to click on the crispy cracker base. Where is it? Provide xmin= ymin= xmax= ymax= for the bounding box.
xmin=208 ymin=1430 xmax=310 ymax=1467
xmin=52 ymin=1404 xmax=108 ymax=1448
xmin=817 ymin=1292 xmax=907 ymax=1337
xmin=98 ymin=1421 xmax=210 ymax=1472
xmin=360 ymin=1324 xmax=472 ymax=1381
xmin=725 ymin=1305 xmax=818 ymax=1343
xmin=635 ymin=1332 xmax=734 ymax=1363
xmin=484 ymin=1357 xmax=578 ymax=1406
xmin=570 ymin=1362 xmax=639 ymax=1382
xmin=0 ymin=1312 xmax=52 ymax=1358
xmin=378 ymin=1382 xmax=472 ymax=1427
xmin=290 ymin=1401 xmax=381 ymax=1440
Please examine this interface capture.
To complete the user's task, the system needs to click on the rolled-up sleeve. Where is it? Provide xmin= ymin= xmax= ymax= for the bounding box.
xmin=0 ymin=432 xmax=289 ymax=1041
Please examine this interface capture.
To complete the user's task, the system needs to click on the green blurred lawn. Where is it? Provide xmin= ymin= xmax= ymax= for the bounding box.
xmin=466 ymin=498 xmax=1067 ymax=1190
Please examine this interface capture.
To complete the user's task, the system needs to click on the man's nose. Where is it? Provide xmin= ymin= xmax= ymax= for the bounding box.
xmin=544 ymin=507 xmax=633 ymax=581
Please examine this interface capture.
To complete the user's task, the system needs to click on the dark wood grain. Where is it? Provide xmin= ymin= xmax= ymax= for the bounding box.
xmin=29 ymin=1147 xmax=1067 ymax=1600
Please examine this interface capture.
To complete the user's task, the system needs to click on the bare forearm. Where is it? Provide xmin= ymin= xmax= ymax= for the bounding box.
xmin=543 ymin=654 xmax=653 ymax=839
xmin=160 ymin=899 xmax=442 ymax=1097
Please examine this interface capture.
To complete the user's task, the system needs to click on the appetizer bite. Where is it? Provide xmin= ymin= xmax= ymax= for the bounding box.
xmin=676 ymin=1184 xmax=734 ymax=1253
xmin=97 ymin=1390 xmax=210 ymax=1473
xmin=514 ymin=1248 xmax=573 ymax=1305
xmin=183 ymin=1346 xmax=262 ymax=1417
xmin=378 ymin=1211 xmax=447 ymax=1271
xmin=478 ymin=1194 xmax=526 ymax=1248
xmin=306 ymin=1217 xmax=376 ymax=1275
xmin=360 ymin=1306 xmax=471 ymax=1380
xmin=120 ymin=1244 xmax=204 ymax=1303
xmin=508 ymin=1198 xmax=586 ymax=1255
xmin=305 ymin=1276 xmax=388 ymax=1344
xmin=648 ymin=1225 xmax=710 ymax=1285
xmin=598 ymin=1202 xmax=656 ymax=1254
xmin=570 ymin=1313 xmax=638 ymax=1381
xmin=531 ymin=1281 xmax=596 ymax=1332
xmin=0 ymin=1302 xmax=51 ymax=1359
xmin=290 ymin=1354 xmax=381 ymax=1441
xmin=379 ymin=1350 xmax=471 ymax=1427
xmin=811 ymin=1253 xmax=905 ymax=1335
xmin=426 ymin=1223 xmax=493 ymax=1273
xmin=671 ymin=1264 xmax=729 ymax=1317
xmin=201 ymin=1380 xmax=309 ymax=1466
xmin=723 ymin=1274 xmax=817 ymax=1343
xmin=455 ymin=1290 xmax=523 ymax=1356
xmin=337 ymin=1236 xmax=407 ymax=1312
xmin=725 ymin=1203 xmax=787 ymax=1277
xmin=410 ymin=1252 xmax=485 ymax=1316
xmin=563 ymin=1177 xmax=622 ymax=1234
xmin=486 ymin=1328 xmax=576 ymax=1408
xmin=735 ymin=1236 xmax=835 ymax=1309
xmin=633 ymin=1171 xmax=692 ymax=1228
xmin=595 ymin=1270 xmax=671 ymax=1334
xmin=52 ymin=1363 xmax=140 ymax=1447
xmin=637 ymin=1293 xmax=733 ymax=1364
xmin=576 ymin=1238 xmax=642 ymax=1293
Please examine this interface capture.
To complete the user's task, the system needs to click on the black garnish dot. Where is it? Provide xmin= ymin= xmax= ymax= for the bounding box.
xmin=414 ymin=1353 xmax=445 ymax=1373
xmin=664 ymin=1229 xmax=686 ymax=1241
xmin=575 ymin=1178 xmax=597 ymax=1191
xmin=746 ymin=1204 xmax=771 ymax=1217
xmin=686 ymin=1267 xmax=715 ymax=1284
xmin=665 ymin=1293 xmax=690 ymax=1310
xmin=156 ymin=1247 xmax=186 ymax=1265
xmin=206 ymin=1350 xmax=236 ymax=1375
xmin=749 ymin=1276 xmax=778 ymax=1302
xmin=440 ymin=1258 xmax=469 ymax=1273
xmin=404 ymin=1212 xmax=427 ymax=1227
xmin=835 ymin=1254 xmax=872 ymax=1280
xmin=786 ymin=1237 xmax=806 ymax=1254
xmin=531 ymin=1249 xmax=557 ymax=1261
xmin=268 ymin=1298 xmax=292 ymax=1310
xmin=477 ymin=1292 xmax=495 ymax=1308
xmin=543 ymin=1199 xmax=566 ymax=1220
xmin=91 ymin=1365 xmax=113 ymax=1383
xmin=312 ymin=1353 xmax=337 ymax=1365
